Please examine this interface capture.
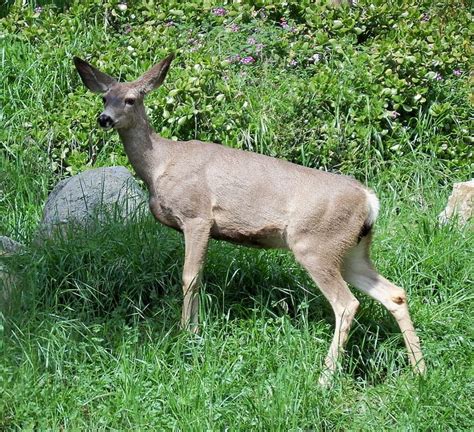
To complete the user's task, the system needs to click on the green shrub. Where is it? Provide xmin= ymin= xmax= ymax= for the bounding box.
xmin=1 ymin=0 xmax=472 ymax=179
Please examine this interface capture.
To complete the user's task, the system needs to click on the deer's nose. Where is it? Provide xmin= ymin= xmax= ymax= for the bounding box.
xmin=98 ymin=114 xmax=113 ymax=128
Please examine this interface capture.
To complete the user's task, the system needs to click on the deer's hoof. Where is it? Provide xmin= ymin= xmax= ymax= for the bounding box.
xmin=318 ymin=369 xmax=334 ymax=388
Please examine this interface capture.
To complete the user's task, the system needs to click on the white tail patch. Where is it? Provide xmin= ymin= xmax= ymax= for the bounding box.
xmin=365 ymin=189 xmax=380 ymax=226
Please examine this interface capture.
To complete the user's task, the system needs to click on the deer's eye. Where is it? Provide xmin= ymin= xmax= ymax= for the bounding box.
xmin=125 ymin=98 xmax=135 ymax=106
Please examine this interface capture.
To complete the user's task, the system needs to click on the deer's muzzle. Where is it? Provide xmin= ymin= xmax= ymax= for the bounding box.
xmin=98 ymin=113 xmax=114 ymax=129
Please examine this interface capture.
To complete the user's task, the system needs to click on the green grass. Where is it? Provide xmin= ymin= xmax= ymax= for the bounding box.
xmin=1 ymin=158 xmax=473 ymax=430
xmin=1 ymin=1 xmax=473 ymax=430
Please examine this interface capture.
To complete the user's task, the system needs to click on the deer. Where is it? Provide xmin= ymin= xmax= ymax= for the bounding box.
xmin=73 ymin=53 xmax=426 ymax=385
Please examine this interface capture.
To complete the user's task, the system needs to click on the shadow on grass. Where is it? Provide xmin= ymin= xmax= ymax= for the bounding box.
xmin=2 ymin=210 xmax=410 ymax=385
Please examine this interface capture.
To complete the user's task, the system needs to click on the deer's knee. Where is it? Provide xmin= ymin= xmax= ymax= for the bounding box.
xmin=392 ymin=294 xmax=406 ymax=305
xmin=332 ymin=295 xmax=359 ymax=330
xmin=386 ymin=288 xmax=409 ymax=317
xmin=387 ymin=284 xmax=407 ymax=305
xmin=338 ymin=297 xmax=360 ymax=319
xmin=182 ymin=271 xmax=200 ymax=291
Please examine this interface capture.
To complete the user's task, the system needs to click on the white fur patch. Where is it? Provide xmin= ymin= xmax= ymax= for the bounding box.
xmin=365 ymin=189 xmax=380 ymax=226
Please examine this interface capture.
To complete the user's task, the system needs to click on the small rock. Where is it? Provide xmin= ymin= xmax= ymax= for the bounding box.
xmin=0 ymin=236 xmax=24 ymax=255
xmin=0 ymin=236 xmax=24 ymax=312
xmin=439 ymin=180 xmax=474 ymax=226
xmin=38 ymin=166 xmax=147 ymax=238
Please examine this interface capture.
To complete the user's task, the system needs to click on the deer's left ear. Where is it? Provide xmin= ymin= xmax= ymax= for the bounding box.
xmin=135 ymin=53 xmax=175 ymax=94
xmin=73 ymin=57 xmax=117 ymax=93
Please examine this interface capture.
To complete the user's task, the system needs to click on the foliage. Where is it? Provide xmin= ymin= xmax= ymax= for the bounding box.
xmin=1 ymin=159 xmax=473 ymax=429
xmin=1 ymin=0 xmax=472 ymax=181
xmin=1 ymin=1 xmax=473 ymax=429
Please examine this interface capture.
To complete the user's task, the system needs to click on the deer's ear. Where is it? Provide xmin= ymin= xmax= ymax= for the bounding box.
xmin=73 ymin=57 xmax=117 ymax=93
xmin=135 ymin=53 xmax=174 ymax=94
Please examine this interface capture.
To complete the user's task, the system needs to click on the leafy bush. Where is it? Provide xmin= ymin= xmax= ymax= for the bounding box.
xmin=1 ymin=0 xmax=472 ymax=176
xmin=1 ymin=3 xmax=474 ymax=427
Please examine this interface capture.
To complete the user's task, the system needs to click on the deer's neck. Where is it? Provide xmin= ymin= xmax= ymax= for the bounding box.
xmin=117 ymin=115 xmax=160 ymax=188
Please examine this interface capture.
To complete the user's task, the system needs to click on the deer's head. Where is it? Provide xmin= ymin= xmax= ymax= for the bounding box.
xmin=73 ymin=54 xmax=174 ymax=130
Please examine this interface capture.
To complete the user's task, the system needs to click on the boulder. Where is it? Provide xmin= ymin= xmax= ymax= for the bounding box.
xmin=38 ymin=166 xmax=147 ymax=237
xmin=439 ymin=180 xmax=473 ymax=226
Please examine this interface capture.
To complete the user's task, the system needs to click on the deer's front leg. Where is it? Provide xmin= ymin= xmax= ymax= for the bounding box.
xmin=181 ymin=220 xmax=211 ymax=333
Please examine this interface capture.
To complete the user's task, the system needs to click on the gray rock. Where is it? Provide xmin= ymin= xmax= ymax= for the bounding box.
xmin=439 ymin=180 xmax=473 ymax=226
xmin=39 ymin=166 xmax=147 ymax=237
xmin=0 ymin=236 xmax=24 ymax=312
xmin=0 ymin=236 xmax=24 ymax=254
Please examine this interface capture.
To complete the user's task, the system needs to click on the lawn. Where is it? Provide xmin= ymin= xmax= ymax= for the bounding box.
xmin=1 ymin=1 xmax=473 ymax=430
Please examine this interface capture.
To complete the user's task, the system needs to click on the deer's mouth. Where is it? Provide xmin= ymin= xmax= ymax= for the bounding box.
xmin=101 ymin=122 xmax=115 ymax=130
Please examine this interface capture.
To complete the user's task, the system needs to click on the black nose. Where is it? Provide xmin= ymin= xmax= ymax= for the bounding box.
xmin=98 ymin=114 xmax=113 ymax=128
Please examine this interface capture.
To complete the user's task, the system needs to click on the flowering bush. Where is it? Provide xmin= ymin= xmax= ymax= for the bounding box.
xmin=0 ymin=0 xmax=471 ymax=174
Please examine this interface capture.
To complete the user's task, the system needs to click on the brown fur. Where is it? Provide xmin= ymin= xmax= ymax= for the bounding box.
xmin=74 ymin=54 xmax=425 ymax=385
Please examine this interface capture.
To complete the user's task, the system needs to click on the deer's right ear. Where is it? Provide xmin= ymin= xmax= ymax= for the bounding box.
xmin=73 ymin=57 xmax=117 ymax=93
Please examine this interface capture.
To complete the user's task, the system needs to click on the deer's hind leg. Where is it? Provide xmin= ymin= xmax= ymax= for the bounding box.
xmin=290 ymin=237 xmax=360 ymax=386
xmin=342 ymin=236 xmax=426 ymax=374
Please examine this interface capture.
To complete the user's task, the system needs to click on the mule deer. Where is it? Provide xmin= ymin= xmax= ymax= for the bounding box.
xmin=74 ymin=54 xmax=425 ymax=384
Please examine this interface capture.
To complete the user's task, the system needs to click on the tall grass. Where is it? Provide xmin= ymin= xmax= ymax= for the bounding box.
xmin=1 ymin=156 xmax=473 ymax=429
xmin=1 ymin=1 xmax=473 ymax=429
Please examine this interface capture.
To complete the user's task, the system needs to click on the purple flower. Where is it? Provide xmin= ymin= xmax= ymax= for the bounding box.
xmin=247 ymin=36 xmax=257 ymax=45
xmin=165 ymin=20 xmax=175 ymax=27
xmin=34 ymin=6 xmax=43 ymax=13
xmin=289 ymin=59 xmax=297 ymax=67
xmin=453 ymin=69 xmax=462 ymax=77
xmin=280 ymin=18 xmax=290 ymax=29
xmin=309 ymin=53 xmax=321 ymax=63
xmin=228 ymin=23 xmax=239 ymax=32
xmin=389 ymin=110 xmax=400 ymax=119
xmin=212 ymin=7 xmax=227 ymax=16
xmin=421 ymin=13 xmax=430 ymax=22
xmin=434 ymin=72 xmax=443 ymax=81
xmin=240 ymin=56 xmax=255 ymax=65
